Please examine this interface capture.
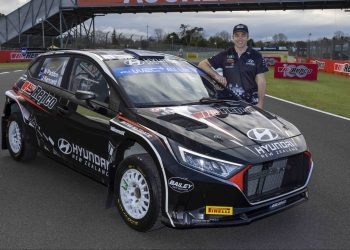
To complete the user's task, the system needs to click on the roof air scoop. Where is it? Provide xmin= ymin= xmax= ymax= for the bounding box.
xmin=124 ymin=49 xmax=165 ymax=60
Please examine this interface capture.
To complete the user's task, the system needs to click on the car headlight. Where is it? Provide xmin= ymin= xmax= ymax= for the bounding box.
xmin=178 ymin=146 xmax=243 ymax=179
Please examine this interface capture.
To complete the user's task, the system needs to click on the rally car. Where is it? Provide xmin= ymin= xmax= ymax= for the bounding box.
xmin=1 ymin=49 xmax=313 ymax=232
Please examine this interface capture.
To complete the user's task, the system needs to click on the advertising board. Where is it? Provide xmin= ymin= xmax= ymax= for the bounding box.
xmin=274 ymin=62 xmax=318 ymax=80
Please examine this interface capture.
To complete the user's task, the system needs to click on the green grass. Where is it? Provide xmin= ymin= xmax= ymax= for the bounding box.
xmin=0 ymin=62 xmax=30 ymax=70
xmin=266 ymin=70 xmax=350 ymax=118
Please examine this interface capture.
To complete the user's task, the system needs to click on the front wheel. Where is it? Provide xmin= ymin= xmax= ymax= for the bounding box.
xmin=6 ymin=113 xmax=36 ymax=161
xmin=114 ymin=154 xmax=163 ymax=232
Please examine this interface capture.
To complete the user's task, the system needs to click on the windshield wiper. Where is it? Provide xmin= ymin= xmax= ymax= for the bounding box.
xmin=199 ymin=97 xmax=234 ymax=104
xmin=182 ymin=97 xmax=235 ymax=106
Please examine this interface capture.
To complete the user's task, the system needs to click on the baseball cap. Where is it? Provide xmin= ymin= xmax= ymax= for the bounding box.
xmin=233 ymin=24 xmax=249 ymax=34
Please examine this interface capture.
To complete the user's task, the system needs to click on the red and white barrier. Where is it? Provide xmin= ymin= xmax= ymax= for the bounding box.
xmin=0 ymin=50 xmax=42 ymax=63
xmin=296 ymin=57 xmax=350 ymax=77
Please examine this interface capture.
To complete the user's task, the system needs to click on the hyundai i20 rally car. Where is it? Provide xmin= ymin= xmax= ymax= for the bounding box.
xmin=1 ymin=49 xmax=313 ymax=231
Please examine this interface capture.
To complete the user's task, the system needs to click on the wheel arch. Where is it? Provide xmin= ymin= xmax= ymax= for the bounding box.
xmin=107 ymin=135 xmax=175 ymax=227
xmin=2 ymin=91 xmax=28 ymax=150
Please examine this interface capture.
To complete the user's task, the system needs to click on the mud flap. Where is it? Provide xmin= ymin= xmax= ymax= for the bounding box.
xmin=105 ymin=168 xmax=116 ymax=209
xmin=105 ymin=140 xmax=119 ymax=209
xmin=1 ymin=115 xmax=8 ymax=150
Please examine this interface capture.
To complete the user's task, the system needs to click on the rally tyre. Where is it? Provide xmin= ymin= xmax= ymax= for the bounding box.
xmin=115 ymin=154 xmax=163 ymax=232
xmin=6 ymin=112 xmax=36 ymax=162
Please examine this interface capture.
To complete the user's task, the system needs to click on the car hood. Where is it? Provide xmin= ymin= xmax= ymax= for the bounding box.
xmin=135 ymin=101 xmax=302 ymax=152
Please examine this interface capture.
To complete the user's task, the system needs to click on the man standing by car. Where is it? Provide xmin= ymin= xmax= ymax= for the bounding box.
xmin=198 ymin=24 xmax=268 ymax=108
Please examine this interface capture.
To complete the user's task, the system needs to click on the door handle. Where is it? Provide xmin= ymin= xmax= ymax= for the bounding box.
xmin=57 ymin=106 xmax=70 ymax=115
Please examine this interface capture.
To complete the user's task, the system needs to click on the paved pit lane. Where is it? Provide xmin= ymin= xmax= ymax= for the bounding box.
xmin=0 ymin=69 xmax=349 ymax=249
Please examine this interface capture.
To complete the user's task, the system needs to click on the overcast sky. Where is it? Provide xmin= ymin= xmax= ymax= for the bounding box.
xmin=2 ymin=0 xmax=349 ymax=41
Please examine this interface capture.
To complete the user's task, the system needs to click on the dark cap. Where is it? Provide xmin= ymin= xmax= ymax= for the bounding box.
xmin=233 ymin=24 xmax=249 ymax=34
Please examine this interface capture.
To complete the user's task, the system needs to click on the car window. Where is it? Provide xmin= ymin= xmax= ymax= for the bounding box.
xmin=69 ymin=58 xmax=110 ymax=105
xmin=38 ymin=57 xmax=69 ymax=87
xmin=28 ymin=58 xmax=42 ymax=78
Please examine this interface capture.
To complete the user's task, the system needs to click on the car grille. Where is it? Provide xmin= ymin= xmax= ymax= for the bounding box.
xmin=243 ymin=153 xmax=311 ymax=203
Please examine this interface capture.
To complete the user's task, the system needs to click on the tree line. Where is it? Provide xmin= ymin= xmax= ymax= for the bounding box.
xmin=92 ymin=25 xmax=349 ymax=52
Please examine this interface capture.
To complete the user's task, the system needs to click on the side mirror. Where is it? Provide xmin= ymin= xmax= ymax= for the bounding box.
xmin=75 ymin=90 xmax=96 ymax=101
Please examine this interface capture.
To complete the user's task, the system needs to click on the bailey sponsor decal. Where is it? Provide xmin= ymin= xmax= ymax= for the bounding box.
xmin=168 ymin=177 xmax=194 ymax=193
xmin=58 ymin=138 xmax=109 ymax=176
xmin=205 ymin=206 xmax=233 ymax=216
xmin=278 ymin=64 xmax=313 ymax=78
xmin=21 ymin=81 xmax=57 ymax=109
xmin=253 ymin=139 xmax=298 ymax=158
xmin=334 ymin=63 xmax=350 ymax=75
xmin=247 ymin=128 xmax=279 ymax=142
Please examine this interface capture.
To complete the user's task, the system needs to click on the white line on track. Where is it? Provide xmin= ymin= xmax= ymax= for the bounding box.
xmin=267 ymin=94 xmax=350 ymax=122
xmin=0 ymin=72 xmax=10 ymax=75
xmin=13 ymin=70 xmax=23 ymax=72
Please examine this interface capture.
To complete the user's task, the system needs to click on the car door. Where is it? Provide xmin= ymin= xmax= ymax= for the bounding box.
xmin=52 ymin=56 xmax=119 ymax=182
xmin=23 ymin=55 xmax=71 ymax=155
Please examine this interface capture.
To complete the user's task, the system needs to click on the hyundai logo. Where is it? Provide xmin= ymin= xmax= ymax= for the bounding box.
xmin=58 ymin=138 xmax=72 ymax=155
xmin=247 ymin=128 xmax=279 ymax=142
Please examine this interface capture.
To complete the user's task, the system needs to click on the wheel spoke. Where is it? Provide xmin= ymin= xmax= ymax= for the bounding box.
xmin=120 ymin=168 xmax=150 ymax=220
xmin=8 ymin=121 xmax=22 ymax=154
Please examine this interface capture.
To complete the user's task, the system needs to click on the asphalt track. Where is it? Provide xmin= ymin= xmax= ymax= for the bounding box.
xmin=0 ymin=69 xmax=349 ymax=249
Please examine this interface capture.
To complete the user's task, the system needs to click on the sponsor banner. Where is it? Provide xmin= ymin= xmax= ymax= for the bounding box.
xmin=0 ymin=50 xmax=44 ymax=63
xmin=295 ymin=57 xmax=350 ymax=77
xmin=274 ymin=62 xmax=318 ymax=80
xmin=263 ymin=56 xmax=281 ymax=67
xmin=334 ymin=62 xmax=350 ymax=76
xmin=205 ymin=206 xmax=233 ymax=216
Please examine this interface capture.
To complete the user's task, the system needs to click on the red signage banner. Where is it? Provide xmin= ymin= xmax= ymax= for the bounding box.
xmin=274 ymin=63 xmax=318 ymax=81
xmin=264 ymin=56 xmax=281 ymax=67
xmin=295 ymin=57 xmax=350 ymax=77
xmin=0 ymin=50 xmax=43 ymax=63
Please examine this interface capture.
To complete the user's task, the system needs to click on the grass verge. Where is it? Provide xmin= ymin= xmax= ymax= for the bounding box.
xmin=266 ymin=70 xmax=350 ymax=118
xmin=0 ymin=62 xmax=30 ymax=70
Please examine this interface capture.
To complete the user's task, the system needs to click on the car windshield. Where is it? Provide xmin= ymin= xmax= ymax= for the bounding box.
xmin=106 ymin=58 xmax=239 ymax=108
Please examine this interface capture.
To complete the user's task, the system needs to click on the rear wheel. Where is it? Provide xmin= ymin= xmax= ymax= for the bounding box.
xmin=6 ymin=113 xmax=36 ymax=161
xmin=114 ymin=154 xmax=163 ymax=232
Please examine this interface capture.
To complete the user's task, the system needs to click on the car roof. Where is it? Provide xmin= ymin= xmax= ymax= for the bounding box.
xmin=40 ymin=49 xmax=181 ymax=61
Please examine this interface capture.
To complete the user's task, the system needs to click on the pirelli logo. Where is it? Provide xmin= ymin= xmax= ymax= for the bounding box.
xmin=205 ymin=206 xmax=233 ymax=216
